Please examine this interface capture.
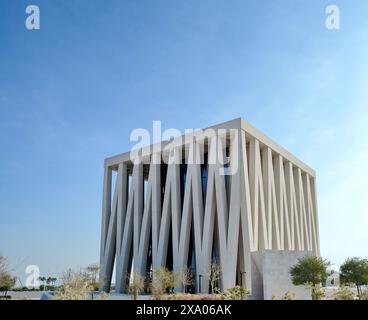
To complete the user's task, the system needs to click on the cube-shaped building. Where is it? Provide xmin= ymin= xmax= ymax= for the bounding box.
xmin=99 ymin=118 xmax=319 ymax=297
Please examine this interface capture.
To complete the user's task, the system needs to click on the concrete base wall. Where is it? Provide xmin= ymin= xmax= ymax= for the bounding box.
xmin=249 ymin=250 xmax=312 ymax=300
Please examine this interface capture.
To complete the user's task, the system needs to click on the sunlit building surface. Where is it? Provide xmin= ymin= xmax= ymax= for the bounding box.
xmin=99 ymin=118 xmax=319 ymax=297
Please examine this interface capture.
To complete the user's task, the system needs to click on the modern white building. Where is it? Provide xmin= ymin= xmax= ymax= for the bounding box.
xmin=326 ymin=266 xmax=340 ymax=287
xmin=99 ymin=118 xmax=320 ymax=297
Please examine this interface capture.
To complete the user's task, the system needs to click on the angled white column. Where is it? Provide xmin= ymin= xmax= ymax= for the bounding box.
xmin=100 ymin=118 xmax=320 ymax=294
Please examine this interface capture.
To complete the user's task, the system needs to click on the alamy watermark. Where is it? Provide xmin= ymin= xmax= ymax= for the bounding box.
xmin=25 ymin=4 xmax=40 ymax=30
xmin=23 ymin=4 xmax=340 ymax=31
xmin=325 ymin=4 xmax=340 ymax=30
xmin=25 ymin=264 xmax=40 ymax=288
xmin=129 ymin=121 xmax=240 ymax=175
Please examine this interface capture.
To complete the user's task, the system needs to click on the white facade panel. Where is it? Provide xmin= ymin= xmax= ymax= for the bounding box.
xmin=99 ymin=118 xmax=319 ymax=294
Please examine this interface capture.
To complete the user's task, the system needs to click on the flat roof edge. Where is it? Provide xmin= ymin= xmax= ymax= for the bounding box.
xmin=240 ymin=118 xmax=316 ymax=177
xmin=104 ymin=117 xmax=316 ymax=177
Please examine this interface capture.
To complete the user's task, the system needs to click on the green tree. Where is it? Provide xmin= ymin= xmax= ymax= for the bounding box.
xmin=38 ymin=276 xmax=46 ymax=290
xmin=340 ymin=257 xmax=368 ymax=299
xmin=51 ymin=277 xmax=57 ymax=289
xmin=0 ymin=256 xmax=16 ymax=298
xmin=289 ymin=256 xmax=329 ymax=300
xmin=151 ymin=268 xmax=179 ymax=299
xmin=0 ymin=273 xmax=16 ymax=298
xmin=46 ymin=277 xmax=53 ymax=290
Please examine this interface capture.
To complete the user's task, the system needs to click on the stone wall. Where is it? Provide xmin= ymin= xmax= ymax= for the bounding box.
xmin=249 ymin=250 xmax=312 ymax=300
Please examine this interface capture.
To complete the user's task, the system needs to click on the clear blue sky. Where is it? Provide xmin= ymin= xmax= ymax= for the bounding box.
xmin=1 ymin=0 xmax=367 ymax=284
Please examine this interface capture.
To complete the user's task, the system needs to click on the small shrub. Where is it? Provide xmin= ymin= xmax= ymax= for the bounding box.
xmin=53 ymin=269 xmax=94 ymax=300
xmin=312 ymin=287 xmax=325 ymax=300
xmin=222 ymin=286 xmax=249 ymax=300
xmin=180 ymin=267 xmax=193 ymax=293
xmin=360 ymin=291 xmax=368 ymax=300
xmin=98 ymin=292 xmax=110 ymax=300
xmin=303 ymin=283 xmax=325 ymax=300
xmin=333 ymin=286 xmax=355 ymax=300
xmin=206 ymin=262 xmax=221 ymax=293
xmin=272 ymin=292 xmax=295 ymax=300
xmin=128 ymin=271 xmax=145 ymax=300
xmin=150 ymin=268 xmax=179 ymax=300
xmin=167 ymin=293 xmax=223 ymax=300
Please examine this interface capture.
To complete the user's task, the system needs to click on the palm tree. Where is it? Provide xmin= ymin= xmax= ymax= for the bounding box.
xmin=38 ymin=276 xmax=46 ymax=291
xmin=46 ymin=277 xmax=52 ymax=291
xmin=51 ymin=277 xmax=57 ymax=290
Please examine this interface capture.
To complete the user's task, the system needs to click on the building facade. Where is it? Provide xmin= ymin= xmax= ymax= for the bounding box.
xmin=99 ymin=118 xmax=320 ymax=294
